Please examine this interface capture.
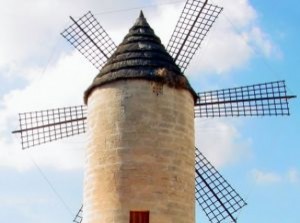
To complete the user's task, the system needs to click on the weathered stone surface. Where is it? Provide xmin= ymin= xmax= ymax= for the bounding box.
xmin=84 ymin=80 xmax=195 ymax=223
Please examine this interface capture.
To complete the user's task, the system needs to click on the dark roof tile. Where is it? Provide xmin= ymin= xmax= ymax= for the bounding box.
xmin=84 ymin=11 xmax=197 ymax=104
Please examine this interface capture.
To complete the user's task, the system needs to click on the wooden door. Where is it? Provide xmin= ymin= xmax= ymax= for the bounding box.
xmin=130 ymin=211 xmax=149 ymax=223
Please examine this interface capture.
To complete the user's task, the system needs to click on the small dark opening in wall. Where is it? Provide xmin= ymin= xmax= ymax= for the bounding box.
xmin=130 ymin=210 xmax=150 ymax=223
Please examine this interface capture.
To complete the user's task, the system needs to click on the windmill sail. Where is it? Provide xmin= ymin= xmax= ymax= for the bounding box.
xmin=11 ymin=81 xmax=296 ymax=149
xmin=73 ymin=205 xmax=83 ymax=223
xmin=195 ymin=147 xmax=247 ymax=223
xmin=12 ymin=105 xmax=87 ymax=149
xmin=61 ymin=11 xmax=117 ymax=70
xmin=195 ymin=80 xmax=296 ymax=118
xmin=167 ymin=0 xmax=223 ymax=72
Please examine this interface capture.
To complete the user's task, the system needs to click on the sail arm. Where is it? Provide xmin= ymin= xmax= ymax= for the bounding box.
xmin=195 ymin=147 xmax=247 ymax=223
xmin=12 ymin=105 xmax=87 ymax=149
xmin=73 ymin=205 xmax=83 ymax=223
xmin=194 ymin=80 xmax=296 ymax=118
xmin=167 ymin=0 xmax=223 ymax=71
xmin=61 ymin=11 xmax=117 ymax=70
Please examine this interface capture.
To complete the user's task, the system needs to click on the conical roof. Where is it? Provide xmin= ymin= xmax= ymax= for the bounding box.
xmin=84 ymin=11 xmax=197 ymax=104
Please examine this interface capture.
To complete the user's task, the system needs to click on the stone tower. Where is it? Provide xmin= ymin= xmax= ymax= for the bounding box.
xmin=83 ymin=11 xmax=197 ymax=223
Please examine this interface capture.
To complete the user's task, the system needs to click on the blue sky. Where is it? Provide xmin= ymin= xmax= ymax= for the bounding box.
xmin=0 ymin=0 xmax=299 ymax=223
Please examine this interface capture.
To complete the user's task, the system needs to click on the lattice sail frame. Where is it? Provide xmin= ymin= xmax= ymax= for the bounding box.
xmin=73 ymin=205 xmax=83 ymax=223
xmin=167 ymin=0 xmax=223 ymax=71
xmin=11 ymin=80 xmax=295 ymax=149
xmin=12 ymin=105 xmax=87 ymax=149
xmin=195 ymin=147 xmax=247 ymax=223
xmin=61 ymin=11 xmax=117 ymax=70
xmin=195 ymin=80 xmax=295 ymax=118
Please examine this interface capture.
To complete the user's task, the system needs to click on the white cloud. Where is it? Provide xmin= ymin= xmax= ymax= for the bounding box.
xmin=186 ymin=0 xmax=280 ymax=75
xmin=0 ymin=195 xmax=48 ymax=207
xmin=0 ymin=1 xmax=151 ymax=171
xmin=0 ymin=134 xmax=85 ymax=171
xmin=0 ymin=0 xmax=280 ymax=77
xmin=0 ymin=0 xmax=282 ymax=171
xmin=0 ymin=0 xmax=141 ymax=75
xmin=252 ymin=169 xmax=282 ymax=184
xmin=147 ymin=2 xmax=184 ymax=46
xmin=0 ymin=52 xmax=92 ymax=171
xmin=195 ymin=119 xmax=251 ymax=168
xmin=252 ymin=168 xmax=300 ymax=185
xmin=287 ymin=168 xmax=300 ymax=184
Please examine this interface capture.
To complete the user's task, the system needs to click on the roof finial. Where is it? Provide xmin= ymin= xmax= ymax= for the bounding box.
xmin=134 ymin=10 xmax=148 ymax=27
xmin=139 ymin=10 xmax=145 ymax=19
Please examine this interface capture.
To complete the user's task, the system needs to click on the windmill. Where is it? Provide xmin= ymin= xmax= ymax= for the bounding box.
xmin=12 ymin=0 xmax=296 ymax=223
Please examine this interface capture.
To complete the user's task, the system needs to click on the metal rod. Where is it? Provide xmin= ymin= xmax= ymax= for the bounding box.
xmin=69 ymin=15 xmax=108 ymax=59
xmin=196 ymin=95 xmax=296 ymax=106
xmin=195 ymin=168 xmax=237 ymax=223
xmin=12 ymin=117 xmax=87 ymax=134
xmin=174 ymin=0 xmax=208 ymax=62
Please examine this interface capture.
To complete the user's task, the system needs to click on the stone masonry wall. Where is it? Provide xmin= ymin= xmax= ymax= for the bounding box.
xmin=84 ymin=79 xmax=195 ymax=223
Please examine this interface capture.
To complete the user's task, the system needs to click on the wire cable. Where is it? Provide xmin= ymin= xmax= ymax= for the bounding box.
xmin=93 ymin=0 xmax=185 ymax=16
xmin=11 ymin=135 xmax=81 ymax=219
xmin=26 ymin=153 xmax=74 ymax=218
xmin=34 ymin=36 xmax=63 ymax=83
